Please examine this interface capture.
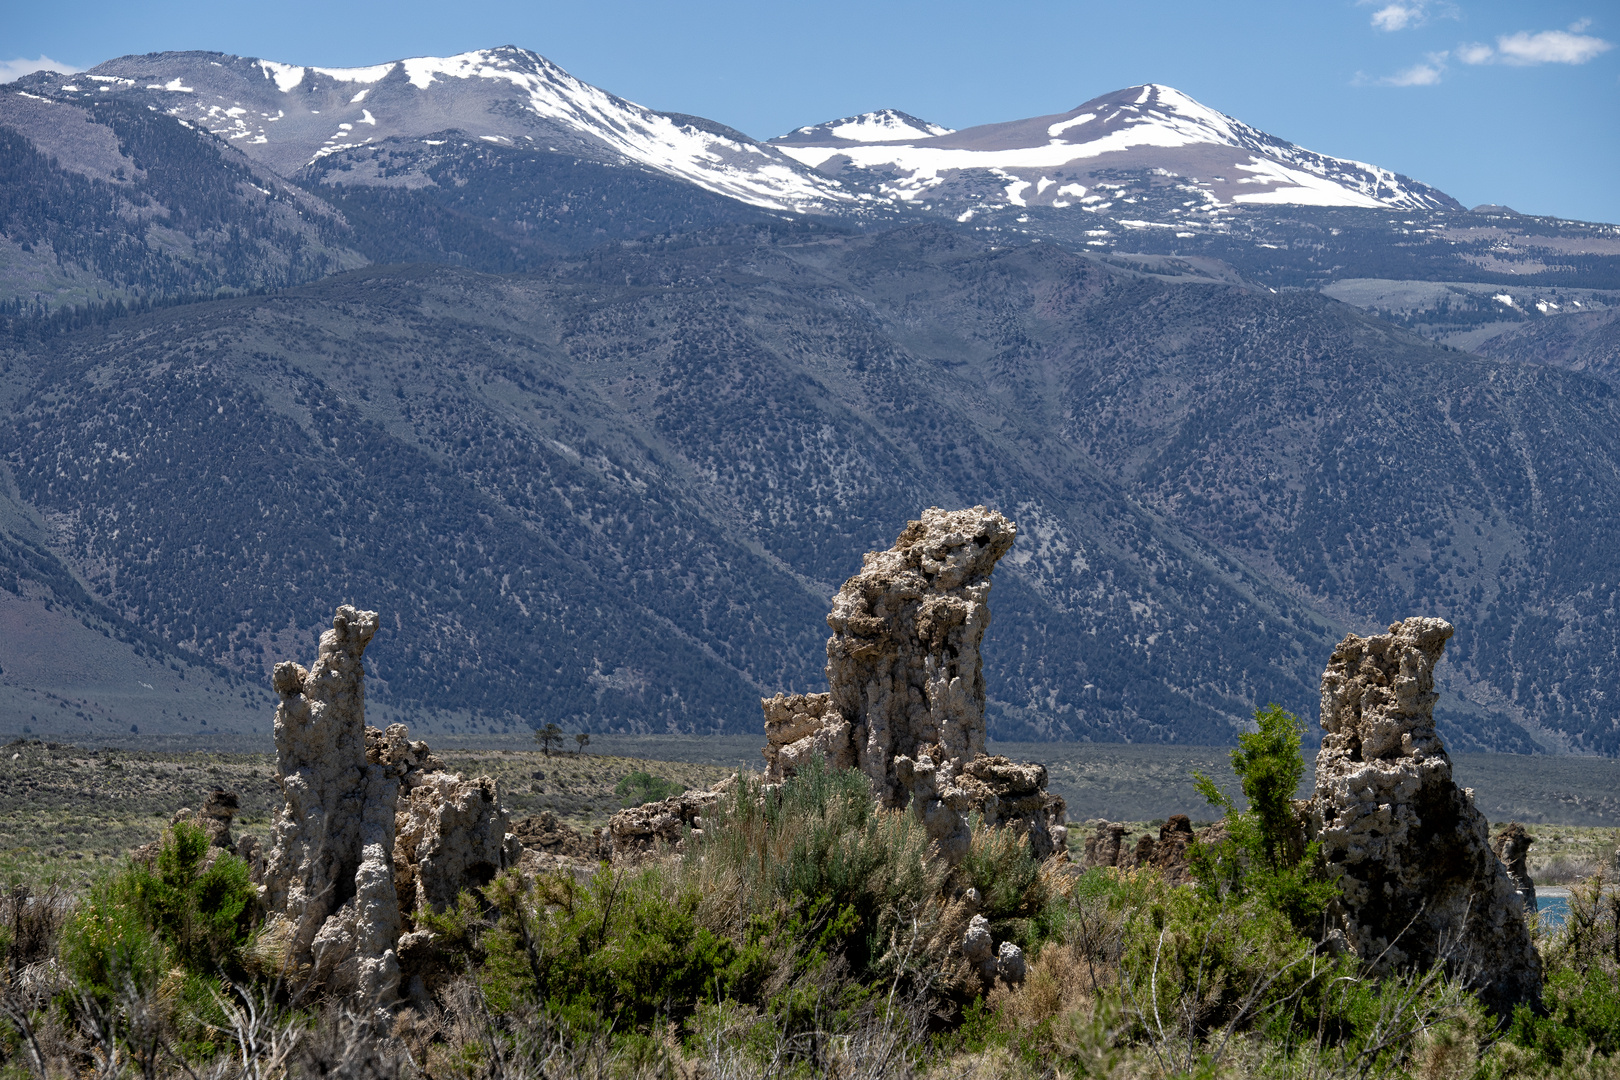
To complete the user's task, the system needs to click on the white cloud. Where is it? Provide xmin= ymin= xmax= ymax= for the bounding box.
xmin=1458 ymin=22 xmax=1614 ymax=66
xmin=1356 ymin=50 xmax=1449 ymax=86
xmin=0 ymin=55 xmax=81 ymax=83
xmin=1371 ymin=3 xmax=1423 ymax=31
xmin=1359 ymin=0 xmax=1457 ymax=31
xmin=1495 ymin=28 xmax=1613 ymax=64
xmin=1381 ymin=60 xmax=1446 ymax=85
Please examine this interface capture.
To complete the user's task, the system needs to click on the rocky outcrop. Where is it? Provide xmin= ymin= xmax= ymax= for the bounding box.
xmin=826 ymin=506 xmax=1014 ymax=804
xmin=962 ymin=913 xmax=1026 ymax=985
xmin=257 ymin=606 xmax=401 ymax=1002
xmin=512 ymin=811 xmax=598 ymax=858
xmin=395 ymin=772 xmax=521 ymax=917
xmin=1493 ymin=823 xmax=1537 ymax=911
xmin=762 ymin=692 xmax=853 ymax=781
xmin=958 ymin=756 xmax=1068 ymax=860
xmin=606 ymin=782 xmax=731 ymax=861
xmin=1080 ymin=815 xmax=1198 ymax=885
xmin=1083 ymin=822 xmax=1131 ymax=870
xmin=1309 ymin=618 xmax=1541 ymax=1014
xmin=132 ymin=788 xmax=243 ymax=871
xmin=755 ymin=508 xmax=1066 ymax=862
xmin=1143 ymin=816 xmax=1196 ymax=884
xmin=255 ymin=605 xmax=523 ymax=1005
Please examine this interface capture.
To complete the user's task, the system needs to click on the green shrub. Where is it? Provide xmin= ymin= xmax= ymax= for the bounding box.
xmin=1506 ymin=965 xmax=1620 ymax=1065
xmin=59 ymin=821 xmax=259 ymax=1003
xmin=958 ymin=816 xmax=1046 ymax=924
xmin=685 ymin=756 xmax=944 ymax=981
xmin=615 ymin=770 xmax=686 ymax=808
xmin=1190 ymin=704 xmax=1336 ymax=930
xmin=431 ymin=866 xmax=770 ymax=1033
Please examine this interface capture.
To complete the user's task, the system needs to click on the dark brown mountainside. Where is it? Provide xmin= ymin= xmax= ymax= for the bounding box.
xmin=5 ymin=224 xmax=1619 ymax=751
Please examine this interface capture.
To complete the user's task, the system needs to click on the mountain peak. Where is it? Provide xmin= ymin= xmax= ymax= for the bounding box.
xmin=70 ymin=46 xmax=849 ymax=213
xmin=773 ymin=108 xmax=953 ymax=147
xmin=773 ymin=82 xmax=1460 ymax=215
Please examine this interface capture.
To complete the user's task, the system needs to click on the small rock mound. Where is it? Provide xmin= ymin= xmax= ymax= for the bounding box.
xmin=1309 ymin=618 xmax=1541 ymax=1014
xmin=1080 ymin=815 xmax=1203 ymax=885
xmin=511 ymin=811 xmax=598 ymax=858
xmin=606 ymin=783 xmax=731 ymax=862
xmin=762 ymin=692 xmax=852 ymax=781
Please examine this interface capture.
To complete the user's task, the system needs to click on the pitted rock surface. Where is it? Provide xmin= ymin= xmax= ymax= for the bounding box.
xmin=763 ymin=692 xmax=854 ymax=781
xmin=395 ymin=772 xmax=521 ymax=917
xmin=958 ymin=755 xmax=1068 ymax=860
xmin=825 ymin=506 xmax=1015 ymax=804
xmin=366 ymin=723 xmax=444 ymax=789
xmin=1309 ymin=617 xmax=1541 ymax=1014
xmin=258 ymin=606 xmax=401 ymax=1002
xmin=606 ymin=781 xmax=732 ymax=862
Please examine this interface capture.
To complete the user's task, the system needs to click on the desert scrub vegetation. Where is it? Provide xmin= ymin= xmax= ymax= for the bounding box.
xmin=0 ymin=742 xmax=1617 ymax=1076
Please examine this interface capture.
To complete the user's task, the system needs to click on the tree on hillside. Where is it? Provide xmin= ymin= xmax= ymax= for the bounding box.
xmin=575 ymin=731 xmax=590 ymax=756
xmin=534 ymin=722 xmax=564 ymax=757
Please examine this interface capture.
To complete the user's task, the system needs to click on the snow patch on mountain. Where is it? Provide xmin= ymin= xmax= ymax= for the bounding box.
xmin=257 ymin=60 xmax=305 ymax=92
xmin=771 ymin=83 xmax=1455 ymax=213
xmin=778 ymin=109 xmax=953 ymax=145
xmin=311 ymin=63 xmax=396 ymax=84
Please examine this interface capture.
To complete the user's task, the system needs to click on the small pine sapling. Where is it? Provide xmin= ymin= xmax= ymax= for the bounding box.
xmin=1190 ymin=704 xmax=1337 ymax=929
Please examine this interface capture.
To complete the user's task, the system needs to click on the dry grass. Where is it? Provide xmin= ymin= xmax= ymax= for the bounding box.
xmin=0 ymin=737 xmax=734 ymax=884
xmin=1524 ymin=825 xmax=1620 ymax=885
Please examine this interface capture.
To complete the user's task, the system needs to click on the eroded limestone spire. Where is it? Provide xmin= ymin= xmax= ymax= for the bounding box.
xmin=1310 ymin=617 xmax=1541 ymax=1014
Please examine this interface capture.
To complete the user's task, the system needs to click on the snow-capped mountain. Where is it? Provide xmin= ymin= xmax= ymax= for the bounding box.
xmin=771 ymin=84 xmax=1461 ymax=216
xmin=774 ymin=109 xmax=954 ymax=146
xmin=68 ymin=47 xmax=850 ymax=213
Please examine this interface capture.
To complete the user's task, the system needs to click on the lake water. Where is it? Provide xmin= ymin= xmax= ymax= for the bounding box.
xmin=1538 ymin=894 xmax=1570 ymax=927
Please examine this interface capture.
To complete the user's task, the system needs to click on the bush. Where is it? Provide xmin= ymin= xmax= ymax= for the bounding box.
xmin=683 ymin=756 xmax=945 ymax=982
xmin=1189 ymin=704 xmax=1336 ymax=930
xmin=59 ymin=821 xmax=259 ymax=1002
xmin=456 ymin=866 xmax=771 ymax=1032
xmin=1504 ymin=871 xmax=1620 ymax=1066
xmin=615 ymin=770 xmax=686 ymax=808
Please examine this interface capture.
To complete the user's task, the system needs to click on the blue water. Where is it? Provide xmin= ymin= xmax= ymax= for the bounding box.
xmin=1538 ymin=895 xmax=1570 ymax=928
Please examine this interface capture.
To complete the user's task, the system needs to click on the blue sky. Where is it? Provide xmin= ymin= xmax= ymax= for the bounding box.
xmin=4 ymin=0 xmax=1617 ymax=223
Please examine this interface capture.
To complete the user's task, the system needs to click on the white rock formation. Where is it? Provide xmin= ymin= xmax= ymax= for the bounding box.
xmin=258 ymin=606 xmax=401 ymax=1002
xmin=826 ymin=506 xmax=1016 ymax=803
xmin=1309 ymin=617 xmax=1541 ymax=1014
xmin=256 ymin=607 xmax=523 ymax=1004
xmin=395 ymin=772 xmax=522 ymax=916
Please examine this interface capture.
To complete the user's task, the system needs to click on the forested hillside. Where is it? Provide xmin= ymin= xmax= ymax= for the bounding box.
xmin=6 ymin=223 xmax=1620 ymax=750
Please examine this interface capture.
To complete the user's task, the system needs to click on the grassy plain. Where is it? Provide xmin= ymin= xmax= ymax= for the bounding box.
xmin=1 ymin=734 xmax=1614 ymax=891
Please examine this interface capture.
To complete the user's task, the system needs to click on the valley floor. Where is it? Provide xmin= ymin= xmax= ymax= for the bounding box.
xmin=3 ymin=737 xmax=1612 ymax=890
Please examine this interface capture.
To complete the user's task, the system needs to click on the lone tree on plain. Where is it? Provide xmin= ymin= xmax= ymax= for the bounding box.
xmin=535 ymin=722 xmax=564 ymax=757
xmin=575 ymin=731 xmax=590 ymax=756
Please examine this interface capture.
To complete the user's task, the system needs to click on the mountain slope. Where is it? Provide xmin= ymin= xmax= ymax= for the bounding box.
xmin=0 ymin=86 xmax=363 ymax=312
xmin=72 ymin=48 xmax=851 ymax=214
xmin=15 ymin=225 xmax=1620 ymax=751
xmin=772 ymin=84 xmax=1462 ymax=218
